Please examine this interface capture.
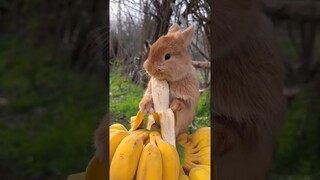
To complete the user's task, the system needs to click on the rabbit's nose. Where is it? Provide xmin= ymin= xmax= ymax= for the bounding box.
xmin=143 ymin=60 xmax=150 ymax=70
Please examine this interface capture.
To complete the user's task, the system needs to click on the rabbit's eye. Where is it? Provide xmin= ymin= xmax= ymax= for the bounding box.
xmin=164 ymin=54 xmax=171 ymax=60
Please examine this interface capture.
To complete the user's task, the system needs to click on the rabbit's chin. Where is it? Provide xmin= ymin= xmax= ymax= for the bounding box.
xmin=147 ymin=71 xmax=166 ymax=81
xmin=146 ymin=71 xmax=169 ymax=82
xmin=151 ymin=72 xmax=187 ymax=82
xmin=145 ymin=65 xmax=189 ymax=82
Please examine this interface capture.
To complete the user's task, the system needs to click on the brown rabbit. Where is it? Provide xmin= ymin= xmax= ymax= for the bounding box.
xmin=94 ymin=25 xmax=200 ymax=165
xmin=139 ymin=24 xmax=200 ymax=136
xmin=212 ymin=0 xmax=287 ymax=179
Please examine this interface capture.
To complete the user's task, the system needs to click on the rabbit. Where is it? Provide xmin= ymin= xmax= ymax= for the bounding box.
xmin=212 ymin=0 xmax=287 ymax=179
xmin=139 ymin=24 xmax=200 ymax=136
xmin=94 ymin=24 xmax=200 ymax=165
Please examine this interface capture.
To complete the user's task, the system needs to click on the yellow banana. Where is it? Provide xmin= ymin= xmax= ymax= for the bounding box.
xmin=129 ymin=129 xmax=149 ymax=136
xmin=152 ymin=112 xmax=161 ymax=126
xmin=191 ymin=155 xmax=210 ymax=166
xmin=189 ymin=167 xmax=210 ymax=180
xmin=109 ymin=130 xmax=130 ymax=164
xmin=177 ymin=133 xmax=189 ymax=145
xmin=129 ymin=129 xmax=151 ymax=144
xmin=110 ymin=134 xmax=143 ymax=180
xmin=155 ymin=134 xmax=180 ymax=180
xmin=183 ymin=159 xmax=198 ymax=171
xmin=140 ymin=131 xmax=151 ymax=144
xmin=109 ymin=128 xmax=118 ymax=134
xmin=150 ymin=130 xmax=161 ymax=137
xmin=179 ymin=166 xmax=190 ymax=180
xmin=130 ymin=111 xmax=145 ymax=131
xmin=136 ymin=135 xmax=162 ymax=180
xmin=181 ymin=142 xmax=194 ymax=153
xmin=196 ymin=165 xmax=210 ymax=174
xmin=179 ymin=173 xmax=190 ymax=180
xmin=185 ymin=151 xmax=210 ymax=165
xmin=183 ymin=160 xmax=210 ymax=174
xmin=181 ymin=142 xmax=195 ymax=153
xmin=187 ymin=146 xmax=210 ymax=157
xmin=190 ymin=127 xmax=210 ymax=147
xmin=191 ymin=136 xmax=210 ymax=151
xmin=109 ymin=123 xmax=128 ymax=131
xmin=179 ymin=135 xmax=211 ymax=174
xmin=197 ymin=146 xmax=210 ymax=155
xmin=176 ymin=127 xmax=211 ymax=179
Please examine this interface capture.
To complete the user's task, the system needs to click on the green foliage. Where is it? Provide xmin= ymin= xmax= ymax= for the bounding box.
xmin=272 ymin=94 xmax=307 ymax=174
xmin=0 ymin=37 xmax=106 ymax=179
xmin=277 ymin=37 xmax=298 ymax=61
xmin=109 ymin=69 xmax=144 ymax=129
xmin=176 ymin=143 xmax=186 ymax=165
xmin=271 ymin=88 xmax=320 ymax=179
xmin=269 ymin=37 xmax=320 ymax=179
xmin=194 ymin=91 xmax=210 ymax=127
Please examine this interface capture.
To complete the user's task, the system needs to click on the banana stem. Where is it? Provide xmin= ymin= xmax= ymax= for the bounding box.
xmin=150 ymin=133 xmax=156 ymax=144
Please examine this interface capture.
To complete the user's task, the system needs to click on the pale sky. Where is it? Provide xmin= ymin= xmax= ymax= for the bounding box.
xmin=110 ymin=0 xmax=143 ymax=24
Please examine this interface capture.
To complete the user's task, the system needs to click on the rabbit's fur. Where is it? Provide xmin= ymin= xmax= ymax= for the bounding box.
xmin=212 ymin=0 xmax=287 ymax=179
xmin=139 ymin=24 xmax=200 ymax=136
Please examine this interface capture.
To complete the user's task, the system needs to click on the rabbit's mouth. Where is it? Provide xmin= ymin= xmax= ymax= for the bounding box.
xmin=152 ymin=72 xmax=166 ymax=81
xmin=144 ymin=60 xmax=163 ymax=78
xmin=148 ymin=69 xmax=170 ymax=81
xmin=144 ymin=59 xmax=173 ymax=81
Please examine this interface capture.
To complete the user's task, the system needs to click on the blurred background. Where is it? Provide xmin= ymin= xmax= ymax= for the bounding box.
xmin=263 ymin=1 xmax=320 ymax=179
xmin=0 ymin=0 xmax=319 ymax=180
xmin=0 ymin=0 xmax=107 ymax=179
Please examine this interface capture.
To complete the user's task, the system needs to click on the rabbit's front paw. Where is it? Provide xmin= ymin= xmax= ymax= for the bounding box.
xmin=170 ymin=99 xmax=185 ymax=112
xmin=139 ymin=97 xmax=154 ymax=114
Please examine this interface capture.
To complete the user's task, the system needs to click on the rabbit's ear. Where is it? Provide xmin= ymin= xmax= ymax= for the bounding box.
xmin=167 ymin=23 xmax=180 ymax=34
xmin=181 ymin=25 xmax=194 ymax=46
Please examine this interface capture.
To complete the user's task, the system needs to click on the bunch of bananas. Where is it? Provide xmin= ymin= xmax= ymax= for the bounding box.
xmin=68 ymin=124 xmax=211 ymax=180
xmin=69 ymin=77 xmax=212 ymax=180
xmin=109 ymin=123 xmax=180 ymax=180
xmin=177 ymin=127 xmax=211 ymax=180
